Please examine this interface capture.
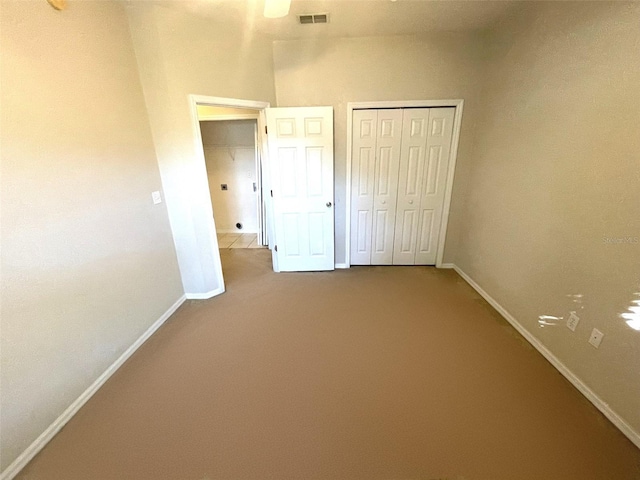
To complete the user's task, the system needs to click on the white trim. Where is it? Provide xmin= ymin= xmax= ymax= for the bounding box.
xmin=438 ymin=263 xmax=455 ymax=269
xmin=190 ymin=95 xmax=270 ymax=111
xmin=345 ymin=100 xmax=464 ymax=269
xmin=198 ymin=114 xmax=259 ymax=121
xmin=451 ymin=265 xmax=640 ymax=450
xmin=187 ymin=95 xmax=271 ymax=296
xmin=347 ymin=100 xmax=464 ymax=110
xmin=335 ymin=263 xmax=349 ymax=269
xmin=345 ymin=107 xmax=354 ymax=267
xmin=185 ymin=287 xmax=225 ymax=300
xmin=0 ymin=295 xmax=187 ymax=480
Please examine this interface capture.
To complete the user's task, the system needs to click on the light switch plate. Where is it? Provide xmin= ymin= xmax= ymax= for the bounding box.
xmin=152 ymin=191 xmax=162 ymax=205
xmin=566 ymin=312 xmax=580 ymax=332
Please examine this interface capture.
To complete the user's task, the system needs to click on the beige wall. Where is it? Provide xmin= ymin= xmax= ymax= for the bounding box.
xmin=3 ymin=2 xmax=638 ymax=473
xmin=272 ymin=34 xmax=488 ymax=265
xmin=0 ymin=0 xmax=183 ymax=471
xmin=126 ymin=4 xmax=276 ymax=295
xmin=200 ymin=119 xmax=257 ymax=147
xmin=456 ymin=2 xmax=640 ymax=439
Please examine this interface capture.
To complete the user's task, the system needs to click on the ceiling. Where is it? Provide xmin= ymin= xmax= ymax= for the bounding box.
xmin=145 ymin=0 xmax=522 ymax=40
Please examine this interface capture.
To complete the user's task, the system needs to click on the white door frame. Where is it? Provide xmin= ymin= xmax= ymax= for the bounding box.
xmin=345 ymin=99 xmax=464 ymax=268
xmin=187 ymin=95 xmax=271 ymax=292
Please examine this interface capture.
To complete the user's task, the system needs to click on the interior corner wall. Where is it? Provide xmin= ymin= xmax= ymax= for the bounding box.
xmin=455 ymin=2 xmax=640 ymax=440
xmin=0 ymin=0 xmax=184 ymax=471
xmin=125 ymin=4 xmax=277 ymax=295
xmin=272 ymin=34 xmax=488 ymax=266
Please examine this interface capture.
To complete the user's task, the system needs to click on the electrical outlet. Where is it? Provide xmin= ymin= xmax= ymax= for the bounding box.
xmin=151 ymin=191 xmax=162 ymax=204
xmin=566 ymin=312 xmax=580 ymax=332
xmin=589 ymin=328 xmax=604 ymax=348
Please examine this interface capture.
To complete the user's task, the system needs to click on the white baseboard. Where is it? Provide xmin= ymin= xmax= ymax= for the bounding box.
xmin=185 ymin=287 xmax=225 ymax=300
xmin=438 ymin=262 xmax=455 ymax=269
xmin=451 ymin=265 xmax=640 ymax=450
xmin=335 ymin=263 xmax=349 ymax=269
xmin=0 ymin=294 xmax=187 ymax=480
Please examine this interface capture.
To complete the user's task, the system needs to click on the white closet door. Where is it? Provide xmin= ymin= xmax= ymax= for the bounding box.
xmin=393 ymin=108 xmax=430 ymax=265
xmin=415 ymin=107 xmax=455 ymax=265
xmin=370 ymin=109 xmax=403 ymax=265
xmin=350 ymin=109 xmax=378 ymax=265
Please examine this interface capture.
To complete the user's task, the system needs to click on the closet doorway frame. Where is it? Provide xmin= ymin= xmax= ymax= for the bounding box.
xmin=345 ymin=99 xmax=464 ymax=268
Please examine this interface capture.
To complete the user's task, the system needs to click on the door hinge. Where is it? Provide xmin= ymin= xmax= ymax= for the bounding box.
xmin=275 ymin=245 xmax=278 ymax=252
xmin=265 ymin=126 xmax=268 ymax=134
xmin=270 ymin=190 xmax=273 ymax=197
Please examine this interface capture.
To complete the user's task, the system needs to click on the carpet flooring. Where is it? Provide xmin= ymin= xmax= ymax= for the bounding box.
xmin=18 ymin=249 xmax=640 ymax=479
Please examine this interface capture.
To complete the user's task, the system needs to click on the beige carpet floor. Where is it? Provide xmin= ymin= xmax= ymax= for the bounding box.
xmin=18 ymin=249 xmax=640 ymax=479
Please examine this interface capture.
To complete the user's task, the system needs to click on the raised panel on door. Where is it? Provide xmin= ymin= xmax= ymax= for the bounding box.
xmin=267 ymin=107 xmax=334 ymax=271
xmin=370 ymin=109 xmax=403 ymax=265
xmin=393 ymin=108 xmax=430 ymax=265
xmin=415 ymin=107 xmax=455 ymax=265
xmin=350 ymin=109 xmax=378 ymax=265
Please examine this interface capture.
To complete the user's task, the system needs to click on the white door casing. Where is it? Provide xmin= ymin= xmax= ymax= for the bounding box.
xmin=414 ymin=107 xmax=455 ymax=264
xmin=266 ymin=107 xmax=335 ymax=272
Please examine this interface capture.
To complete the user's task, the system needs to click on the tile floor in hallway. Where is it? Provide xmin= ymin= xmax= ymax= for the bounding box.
xmin=216 ymin=232 xmax=265 ymax=249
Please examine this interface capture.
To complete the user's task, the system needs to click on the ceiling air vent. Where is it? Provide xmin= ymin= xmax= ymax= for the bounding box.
xmin=298 ymin=13 xmax=329 ymax=24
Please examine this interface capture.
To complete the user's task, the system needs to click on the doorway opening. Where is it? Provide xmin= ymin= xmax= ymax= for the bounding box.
xmin=188 ymin=96 xmax=336 ymax=290
xmin=188 ymin=95 xmax=271 ymax=295
xmin=197 ymin=109 xmax=267 ymax=251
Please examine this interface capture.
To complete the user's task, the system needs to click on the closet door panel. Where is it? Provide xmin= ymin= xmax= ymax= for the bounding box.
xmin=370 ymin=109 xmax=403 ymax=265
xmin=415 ymin=107 xmax=455 ymax=265
xmin=393 ymin=108 xmax=430 ymax=265
xmin=350 ymin=110 xmax=378 ymax=264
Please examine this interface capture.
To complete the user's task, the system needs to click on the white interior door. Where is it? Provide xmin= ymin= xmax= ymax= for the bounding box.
xmin=415 ymin=107 xmax=455 ymax=264
xmin=370 ymin=109 xmax=403 ymax=265
xmin=393 ymin=108 xmax=430 ymax=265
xmin=266 ymin=107 xmax=335 ymax=272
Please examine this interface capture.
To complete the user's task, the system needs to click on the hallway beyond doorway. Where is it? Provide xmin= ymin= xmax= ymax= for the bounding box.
xmin=217 ymin=233 xmax=264 ymax=249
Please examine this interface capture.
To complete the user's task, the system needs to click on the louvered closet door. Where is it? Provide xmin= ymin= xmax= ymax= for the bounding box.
xmin=350 ymin=110 xmax=378 ymax=265
xmin=370 ymin=109 xmax=403 ymax=265
xmin=415 ymin=107 xmax=455 ymax=265
xmin=393 ymin=109 xmax=430 ymax=265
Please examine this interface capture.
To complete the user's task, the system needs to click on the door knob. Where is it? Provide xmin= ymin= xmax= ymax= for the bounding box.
xmin=409 ymin=200 xmax=414 ymax=204
xmin=381 ymin=200 xmax=386 ymax=205
xmin=326 ymin=202 xmax=332 ymax=207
